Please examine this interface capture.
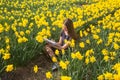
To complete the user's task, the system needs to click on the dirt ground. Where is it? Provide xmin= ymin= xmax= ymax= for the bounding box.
xmin=1 ymin=54 xmax=56 ymax=80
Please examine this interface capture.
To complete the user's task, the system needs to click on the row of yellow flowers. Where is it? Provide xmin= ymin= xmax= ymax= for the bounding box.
xmin=96 ymin=9 xmax=120 ymax=80
xmin=0 ymin=0 xmax=120 ymax=80
xmin=41 ymin=1 xmax=120 ymax=79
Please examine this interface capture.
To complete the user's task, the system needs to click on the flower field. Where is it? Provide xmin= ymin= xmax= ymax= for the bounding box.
xmin=0 ymin=0 xmax=120 ymax=80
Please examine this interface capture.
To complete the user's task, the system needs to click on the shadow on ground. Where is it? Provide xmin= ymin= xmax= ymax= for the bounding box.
xmin=1 ymin=54 xmax=53 ymax=80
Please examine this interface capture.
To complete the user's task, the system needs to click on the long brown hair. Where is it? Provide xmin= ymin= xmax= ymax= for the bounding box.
xmin=63 ymin=18 xmax=78 ymax=40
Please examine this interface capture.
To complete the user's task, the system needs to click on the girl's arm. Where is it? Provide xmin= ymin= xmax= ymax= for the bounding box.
xmin=56 ymin=36 xmax=62 ymax=45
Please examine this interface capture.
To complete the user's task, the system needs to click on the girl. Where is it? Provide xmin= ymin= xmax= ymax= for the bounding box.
xmin=44 ymin=18 xmax=78 ymax=71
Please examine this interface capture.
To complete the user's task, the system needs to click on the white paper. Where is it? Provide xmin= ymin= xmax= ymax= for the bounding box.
xmin=44 ymin=38 xmax=57 ymax=45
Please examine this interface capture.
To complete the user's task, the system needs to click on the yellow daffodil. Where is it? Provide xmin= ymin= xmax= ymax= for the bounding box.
xmin=85 ymin=57 xmax=89 ymax=65
xmin=59 ymin=60 xmax=67 ymax=70
xmin=52 ymin=56 xmax=57 ymax=62
xmin=55 ymin=49 xmax=59 ymax=56
xmin=6 ymin=64 xmax=13 ymax=72
xmin=71 ymin=52 xmax=76 ymax=59
xmin=79 ymin=42 xmax=85 ymax=48
xmin=33 ymin=65 xmax=38 ymax=73
xmin=61 ymin=76 xmax=72 ymax=80
xmin=97 ymin=75 xmax=104 ymax=80
xmin=75 ymin=51 xmax=83 ymax=60
xmin=2 ymin=53 xmax=11 ymax=60
xmin=46 ymin=71 xmax=52 ymax=79
xmin=90 ymin=56 xmax=96 ymax=63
